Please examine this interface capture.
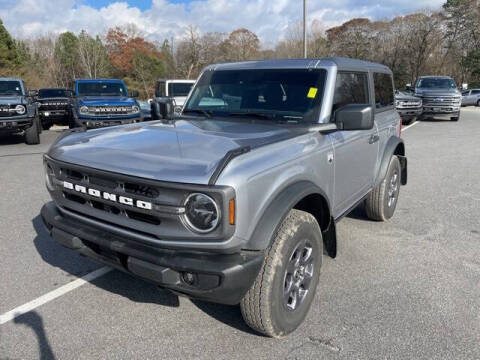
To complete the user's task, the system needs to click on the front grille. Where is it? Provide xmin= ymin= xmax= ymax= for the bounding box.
xmin=38 ymin=101 xmax=69 ymax=110
xmin=45 ymin=159 xmax=187 ymax=233
xmin=0 ymin=105 xmax=18 ymax=117
xmin=397 ymin=101 xmax=421 ymax=109
xmin=86 ymin=106 xmax=134 ymax=115
xmin=421 ymin=96 xmax=460 ymax=106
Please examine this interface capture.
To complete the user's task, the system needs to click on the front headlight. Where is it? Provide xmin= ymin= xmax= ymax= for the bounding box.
xmin=182 ymin=193 xmax=220 ymax=233
xmin=79 ymin=106 xmax=89 ymax=114
xmin=44 ymin=160 xmax=55 ymax=191
xmin=15 ymin=105 xmax=26 ymax=115
xmin=132 ymin=105 xmax=140 ymax=113
xmin=395 ymin=101 xmax=401 ymax=107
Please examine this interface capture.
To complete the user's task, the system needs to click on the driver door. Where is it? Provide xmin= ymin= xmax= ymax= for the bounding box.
xmin=330 ymin=72 xmax=379 ymax=217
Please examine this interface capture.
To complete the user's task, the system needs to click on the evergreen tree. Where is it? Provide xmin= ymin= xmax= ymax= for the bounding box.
xmin=0 ymin=19 xmax=22 ymax=73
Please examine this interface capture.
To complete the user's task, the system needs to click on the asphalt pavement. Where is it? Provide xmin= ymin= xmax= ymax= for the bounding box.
xmin=0 ymin=109 xmax=479 ymax=359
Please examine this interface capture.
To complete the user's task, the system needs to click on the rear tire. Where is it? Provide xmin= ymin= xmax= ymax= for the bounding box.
xmin=366 ymin=156 xmax=401 ymax=221
xmin=25 ymin=119 xmax=40 ymax=145
xmin=240 ymin=209 xmax=323 ymax=338
xmin=476 ymin=100 xmax=480 ymax=107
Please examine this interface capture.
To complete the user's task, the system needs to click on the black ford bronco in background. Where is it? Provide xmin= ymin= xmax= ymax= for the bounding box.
xmin=37 ymin=88 xmax=74 ymax=130
xmin=42 ymin=58 xmax=407 ymax=337
xmin=0 ymin=77 xmax=41 ymax=144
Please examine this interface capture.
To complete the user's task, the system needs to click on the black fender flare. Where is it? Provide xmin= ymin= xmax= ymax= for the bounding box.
xmin=246 ymin=181 xmax=336 ymax=257
xmin=375 ymin=136 xmax=407 ymax=186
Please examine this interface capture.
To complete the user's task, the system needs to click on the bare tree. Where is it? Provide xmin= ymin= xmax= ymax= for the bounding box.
xmin=77 ymin=31 xmax=109 ymax=79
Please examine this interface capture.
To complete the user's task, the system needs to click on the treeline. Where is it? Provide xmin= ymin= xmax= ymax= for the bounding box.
xmin=0 ymin=0 xmax=479 ymax=98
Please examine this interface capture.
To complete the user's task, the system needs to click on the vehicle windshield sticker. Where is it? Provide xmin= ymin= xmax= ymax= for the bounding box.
xmin=307 ymin=87 xmax=318 ymax=98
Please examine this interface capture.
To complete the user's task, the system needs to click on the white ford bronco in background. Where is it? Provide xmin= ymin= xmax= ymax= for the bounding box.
xmin=41 ymin=57 xmax=407 ymax=337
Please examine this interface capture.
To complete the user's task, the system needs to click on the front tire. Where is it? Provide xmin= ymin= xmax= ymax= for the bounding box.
xmin=240 ymin=209 xmax=322 ymax=338
xmin=401 ymin=117 xmax=413 ymax=126
xmin=451 ymin=112 xmax=460 ymax=121
xmin=25 ymin=119 xmax=40 ymax=145
xmin=366 ymin=155 xmax=401 ymax=221
xmin=41 ymin=119 xmax=51 ymax=131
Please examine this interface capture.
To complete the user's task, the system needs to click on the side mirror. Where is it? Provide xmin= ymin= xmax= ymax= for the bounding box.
xmin=405 ymin=83 xmax=412 ymax=92
xmin=335 ymin=104 xmax=374 ymax=131
xmin=130 ymin=90 xmax=139 ymax=98
xmin=151 ymin=98 xmax=175 ymax=120
xmin=27 ymin=90 xmax=38 ymax=97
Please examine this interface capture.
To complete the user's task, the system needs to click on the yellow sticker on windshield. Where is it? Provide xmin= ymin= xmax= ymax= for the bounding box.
xmin=307 ymin=87 xmax=318 ymax=98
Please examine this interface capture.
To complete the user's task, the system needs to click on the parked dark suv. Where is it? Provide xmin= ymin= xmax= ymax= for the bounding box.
xmin=71 ymin=79 xmax=141 ymax=129
xmin=0 ymin=77 xmax=41 ymax=144
xmin=37 ymin=88 xmax=73 ymax=130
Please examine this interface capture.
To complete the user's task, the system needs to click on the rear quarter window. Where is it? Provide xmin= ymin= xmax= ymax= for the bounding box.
xmin=373 ymin=73 xmax=394 ymax=110
xmin=333 ymin=72 xmax=369 ymax=111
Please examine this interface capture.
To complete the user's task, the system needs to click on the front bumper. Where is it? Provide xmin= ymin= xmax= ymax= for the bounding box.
xmin=0 ymin=116 xmax=33 ymax=133
xmin=39 ymin=109 xmax=69 ymax=119
xmin=422 ymin=105 xmax=460 ymax=115
xmin=76 ymin=116 xmax=143 ymax=129
xmin=41 ymin=201 xmax=264 ymax=305
xmin=397 ymin=107 xmax=423 ymax=119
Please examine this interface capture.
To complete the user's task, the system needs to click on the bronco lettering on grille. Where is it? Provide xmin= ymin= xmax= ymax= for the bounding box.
xmin=63 ymin=181 xmax=152 ymax=210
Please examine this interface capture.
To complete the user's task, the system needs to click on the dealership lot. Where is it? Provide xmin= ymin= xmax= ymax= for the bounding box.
xmin=0 ymin=110 xmax=479 ymax=359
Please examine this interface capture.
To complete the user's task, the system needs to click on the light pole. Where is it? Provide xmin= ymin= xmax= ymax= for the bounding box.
xmin=303 ymin=0 xmax=307 ymax=58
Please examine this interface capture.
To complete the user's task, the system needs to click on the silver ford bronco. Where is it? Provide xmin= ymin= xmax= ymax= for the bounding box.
xmin=41 ymin=57 xmax=407 ymax=337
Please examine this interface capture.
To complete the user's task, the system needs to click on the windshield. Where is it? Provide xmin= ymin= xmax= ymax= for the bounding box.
xmin=0 ymin=81 xmax=23 ymax=96
xmin=184 ymin=69 xmax=326 ymax=122
xmin=168 ymin=82 xmax=194 ymax=97
xmin=39 ymin=89 xmax=70 ymax=98
xmin=417 ymin=78 xmax=457 ymax=89
xmin=77 ymin=82 xmax=127 ymax=96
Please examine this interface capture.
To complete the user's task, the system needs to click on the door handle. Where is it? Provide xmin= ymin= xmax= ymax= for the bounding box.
xmin=369 ymin=134 xmax=380 ymax=144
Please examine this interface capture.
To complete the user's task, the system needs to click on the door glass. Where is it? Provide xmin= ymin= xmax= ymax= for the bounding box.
xmin=373 ymin=73 xmax=394 ymax=109
xmin=333 ymin=73 xmax=369 ymax=112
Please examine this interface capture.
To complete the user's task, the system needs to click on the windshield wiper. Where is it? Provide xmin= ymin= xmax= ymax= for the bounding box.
xmin=227 ymin=112 xmax=275 ymax=120
xmin=183 ymin=109 xmax=212 ymax=118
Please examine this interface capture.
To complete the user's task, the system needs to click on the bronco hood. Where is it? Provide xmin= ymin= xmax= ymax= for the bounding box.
xmin=78 ymin=96 xmax=136 ymax=106
xmin=0 ymin=96 xmax=25 ymax=105
xmin=48 ymin=119 xmax=306 ymax=184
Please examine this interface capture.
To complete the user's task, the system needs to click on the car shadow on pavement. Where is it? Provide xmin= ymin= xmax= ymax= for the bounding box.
xmin=416 ymin=118 xmax=454 ymax=122
xmin=0 ymin=133 xmax=25 ymax=145
xmin=13 ymin=311 xmax=56 ymax=360
xmin=346 ymin=203 xmax=369 ymax=221
xmin=190 ymin=300 xmax=260 ymax=336
xmin=31 ymin=215 xmax=257 ymax=334
xmin=31 ymin=215 xmax=179 ymax=308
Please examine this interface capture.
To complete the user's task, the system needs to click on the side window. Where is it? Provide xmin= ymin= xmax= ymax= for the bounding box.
xmin=373 ymin=73 xmax=394 ymax=110
xmin=333 ymin=72 xmax=369 ymax=111
xmin=471 ymin=90 xmax=480 ymax=95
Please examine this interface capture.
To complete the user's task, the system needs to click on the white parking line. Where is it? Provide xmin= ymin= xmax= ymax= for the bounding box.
xmin=403 ymin=121 xmax=419 ymax=132
xmin=0 ymin=266 xmax=112 ymax=325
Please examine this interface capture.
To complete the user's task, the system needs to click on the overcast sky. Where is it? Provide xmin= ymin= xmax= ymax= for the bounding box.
xmin=0 ymin=0 xmax=445 ymax=47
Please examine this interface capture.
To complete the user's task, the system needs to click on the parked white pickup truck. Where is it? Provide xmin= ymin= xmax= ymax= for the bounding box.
xmin=154 ymin=79 xmax=195 ymax=114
